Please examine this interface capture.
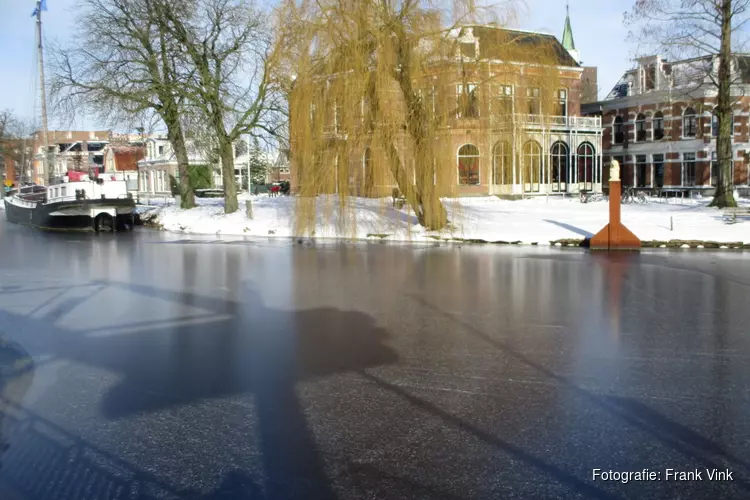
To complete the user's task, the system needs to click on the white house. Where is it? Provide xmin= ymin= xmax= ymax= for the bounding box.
xmin=137 ymin=137 xmax=219 ymax=200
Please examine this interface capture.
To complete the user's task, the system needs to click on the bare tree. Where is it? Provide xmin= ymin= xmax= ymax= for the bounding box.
xmin=626 ymin=0 xmax=750 ymax=208
xmin=0 ymin=110 xmax=17 ymax=140
xmin=0 ymin=110 xmax=32 ymax=185
xmin=156 ymin=0 xmax=285 ymax=214
xmin=50 ymin=0 xmax=197 ymax=208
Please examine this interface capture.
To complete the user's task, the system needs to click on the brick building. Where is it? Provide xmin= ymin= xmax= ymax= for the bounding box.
xmin=291 ymin=10 xmax=604 ymax=197
xmin=31 ymin=130 xmax=111 ymax=183
xmin=582 ymin=54 xmax=750 ymax=194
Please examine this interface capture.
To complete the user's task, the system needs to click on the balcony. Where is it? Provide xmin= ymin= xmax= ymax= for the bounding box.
xmin=509 ymin=114 xmax=602 ymax=130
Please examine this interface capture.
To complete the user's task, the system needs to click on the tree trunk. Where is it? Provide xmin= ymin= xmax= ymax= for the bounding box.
xmin=366 ymin=75 xmax=447 ymax=230
xmin=220 ymin=140 xmax=239 ymax=214
xmin=393 ymin=33 xmax=447 ymax=230
xmin=167 ymin=121 xmax=195 ymax=209
xmin=709 ymin=0 xmax=738 ymax=208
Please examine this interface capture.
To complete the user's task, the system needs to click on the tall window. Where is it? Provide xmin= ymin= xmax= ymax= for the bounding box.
xmin=683 ymin=107 xmax=697 ymax=137
xmin=457 ymin=84 xmax=479 ymax=118
xmin=682 ymin=152 xmax=696 ymax=186
xmin=555 ymin=89 xmax=568 ymax=116
xmin=522 ymin=141 xmax=541 ymax=191
xmin=645 ymin=65 xmax=656 ymax=91
xmin=577 ymin=142 xmax=595 ymax=187
xmin=653 ymin=111 xmax=664 ymax=140
xmin=492 ymin=141 xmax=511 ymax=185
xmin=613 ymin=116 xmax=624 ymax=144
xmin=712 ymin=109 xmax=734 ymax=137
xmin=636 ymin=155 xmax=647 ymax=187
xmin=493 ymin=85 xmax=513 ymax=117
xmin=550 ymin=141 xmax=568 ymax=191
xmin=653 ymin=154 xmax=665 ymax=188
xmin=526 ymin=87 xmax=541 ymax=115
xmin=458 ymin=144 xmax=480 ymax=185
xmin=636 ymin=114 xmax=647 ymax=142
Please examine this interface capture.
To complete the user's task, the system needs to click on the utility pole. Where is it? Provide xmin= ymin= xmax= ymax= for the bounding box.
xmin=246 ymin=134 xmax=250 ymax=192
xmin=36 ymin=0 xmax=51 ymax=185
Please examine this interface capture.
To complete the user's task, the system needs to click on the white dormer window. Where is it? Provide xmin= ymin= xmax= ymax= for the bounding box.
xmin=460 ymin=42 xmax=476 ymax=58
xmin=458 ymin=27 xmax=479 ymax=59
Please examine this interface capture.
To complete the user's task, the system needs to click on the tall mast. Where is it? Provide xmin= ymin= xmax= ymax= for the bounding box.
xmin=36 ymin=0 xmax=51 ymax=185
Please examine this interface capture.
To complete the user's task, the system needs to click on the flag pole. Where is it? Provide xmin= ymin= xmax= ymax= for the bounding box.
xmin=36 ymin=0 xmax=51 ymax=185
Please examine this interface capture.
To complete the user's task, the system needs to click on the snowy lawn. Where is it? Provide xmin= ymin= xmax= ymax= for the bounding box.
xmin=148 ymin=193 xmax=750 ymax=245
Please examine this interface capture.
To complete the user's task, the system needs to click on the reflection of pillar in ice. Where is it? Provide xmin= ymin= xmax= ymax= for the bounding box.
xmin=608 ymin=260 xmax=624 ymax=338
xmin=590 ymin=159 xmax=641 ymax=251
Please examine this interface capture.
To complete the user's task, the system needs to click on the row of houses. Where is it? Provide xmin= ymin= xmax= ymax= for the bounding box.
xmin=2 ymin=132 xmax=290 ymax=199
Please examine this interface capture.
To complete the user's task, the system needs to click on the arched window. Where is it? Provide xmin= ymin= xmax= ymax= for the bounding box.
xmin=577 ymin=142 xmax=596 ymax=189
xmin=458 ymin=144 xmax=480 ymax=185
xmin=550 ymin=141 xmax=568 ymax=192
xmin=683 ymin=107 xmax=697 ymax=137
xmin=492 ymin=141 xmax=511 ymax=185
xmin=613 ymin=116 xmax=624 ymax=144
xmin=712 ymin=108 xmax=735 ymax=137
xmin=522 ymin=140 xmax=541 ymax=192
xmin=635 ymin=113 xmax=647 ymax=141
xmin=653 ymin=111 xmax=664 ymax=140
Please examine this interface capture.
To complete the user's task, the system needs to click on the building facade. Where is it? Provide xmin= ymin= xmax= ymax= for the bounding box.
xmin=137 ymin=137 xmax=220 ymax=198
xmin=103 ymin=144 xmax=144 ymax=195
xmin=31 ymin=130 xmax=111 ymax=183
xmin=291 ymin=13 xmax=604 ymax=197
xmin=582 ymin=54 xmax=750 ymax=193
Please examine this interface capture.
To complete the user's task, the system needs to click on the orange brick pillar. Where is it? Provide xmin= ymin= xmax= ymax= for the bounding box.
xmin=590 ymin=160 xmax=641 ymax=251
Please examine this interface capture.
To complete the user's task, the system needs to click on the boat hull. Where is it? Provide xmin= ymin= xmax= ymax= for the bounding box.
xmin=4 ymin=198 xmax=136 ymax=232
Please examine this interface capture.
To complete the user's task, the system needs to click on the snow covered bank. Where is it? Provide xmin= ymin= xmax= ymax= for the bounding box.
xmin=148 ymin=194 xmax=750 ymax=245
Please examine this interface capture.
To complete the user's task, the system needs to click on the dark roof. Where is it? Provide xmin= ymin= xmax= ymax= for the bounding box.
xmin=464 ymin=25 xmax=579 ymax=67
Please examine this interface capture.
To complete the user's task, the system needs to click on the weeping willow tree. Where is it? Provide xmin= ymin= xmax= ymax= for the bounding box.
xmin=276 ymin=0 xmax=567 ymax=236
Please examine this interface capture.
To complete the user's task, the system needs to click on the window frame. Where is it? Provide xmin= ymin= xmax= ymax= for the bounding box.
xmin=635 ymin=113 xmax=647 ymax=142
xmin=613 ymin=116 xmax=624 ymax=144
xmin=682 ymin=152 xmax=697 ymax=186
xmin=682 ymin=107 xmax=697 ymax=138
xmin=526 ymin=87 xmax=541 ymax=115
xmin=457 ymin=144 xmax=480 ymax=185
xmin=556 ymin=89 xmax=568 ymax=117
xmin=492 ymin=141 xmax=512 ymax=185
xmin=456 ymin=83 xmax=479 ymax=118
xmin=493 ymin=84 xmax=514 ymax=117
xmin=550 ymin=141 xmax=569 ymax=191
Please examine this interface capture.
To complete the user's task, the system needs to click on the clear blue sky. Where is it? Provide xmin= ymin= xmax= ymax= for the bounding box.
xmin=0 ymin=0 xmax=635 ymax=131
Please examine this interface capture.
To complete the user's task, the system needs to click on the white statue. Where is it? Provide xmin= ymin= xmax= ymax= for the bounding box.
xmin=610 ymin=159 xmax=620 ymax=182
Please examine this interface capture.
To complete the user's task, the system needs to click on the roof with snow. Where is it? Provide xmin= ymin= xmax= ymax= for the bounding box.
xmin=454 ymin=25 xmax=579 ymax=67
